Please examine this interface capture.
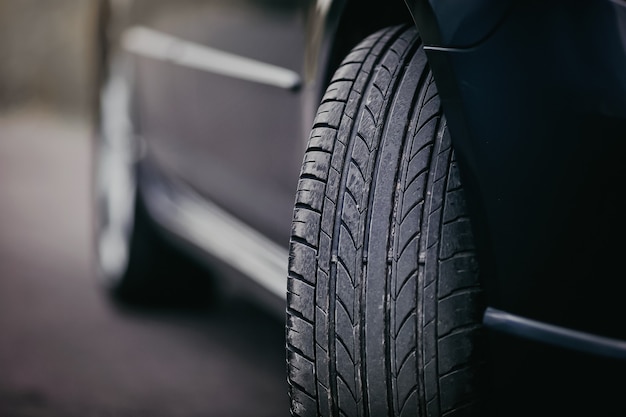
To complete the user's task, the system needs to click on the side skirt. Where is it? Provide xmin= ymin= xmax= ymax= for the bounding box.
xmin=484 ymin=307 xmax=626 ymax=360
xmin=139 ymin=163 xmax=289 ymax=306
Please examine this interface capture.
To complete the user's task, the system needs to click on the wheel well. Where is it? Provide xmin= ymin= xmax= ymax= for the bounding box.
xmin=325 ymin=0 xmax=413 ymax=88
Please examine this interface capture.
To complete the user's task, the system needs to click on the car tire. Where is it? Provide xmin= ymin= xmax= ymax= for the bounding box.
xmin=286 ymin=25 xmax=485 ymax=416
xmin=93 ymin=44 xmax=212 ymax=308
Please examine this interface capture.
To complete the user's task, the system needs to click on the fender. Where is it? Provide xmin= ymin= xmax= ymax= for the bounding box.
xmin=300 ymin=0 xmax=347 ymax=141
xmin=404 ymin=0 xmax=514 ymax=48
xmin=302 ymin=0 xmax=411 ymax=135
xmin=405 ymin=0 xmax=626 ymax=340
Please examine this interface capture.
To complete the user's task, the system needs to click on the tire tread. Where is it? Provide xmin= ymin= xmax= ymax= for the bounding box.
xmin=287 ymin=25 xmax=484 ymax=417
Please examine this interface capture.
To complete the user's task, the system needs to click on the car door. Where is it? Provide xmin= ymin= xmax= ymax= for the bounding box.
xmin=126 ymin=0 xmax=311 ymax=247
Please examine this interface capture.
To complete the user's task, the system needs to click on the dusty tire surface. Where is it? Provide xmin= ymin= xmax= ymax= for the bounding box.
xmin=286 ymin=25 xmax=485 ymax=417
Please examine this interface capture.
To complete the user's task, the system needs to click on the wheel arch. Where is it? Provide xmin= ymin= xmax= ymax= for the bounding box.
xmin=308 ymin=0 xmax=413 ymax=91
xmin=324 ymin=0 xmax=413 ymax=86
xmin=301 ymin=0 xmax=413 ymax=140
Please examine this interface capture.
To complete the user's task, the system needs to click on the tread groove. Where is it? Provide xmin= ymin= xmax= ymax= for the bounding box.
xmin=291 ymin=235 xmax=319 ymax=252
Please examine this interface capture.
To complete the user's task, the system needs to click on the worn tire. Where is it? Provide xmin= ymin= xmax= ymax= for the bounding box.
xmin=286 ymin=25 xmax=485 ymax=417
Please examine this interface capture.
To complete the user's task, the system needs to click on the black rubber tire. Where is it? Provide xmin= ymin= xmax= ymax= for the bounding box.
xmin=286 ymin=25 xmax=485 ymax=417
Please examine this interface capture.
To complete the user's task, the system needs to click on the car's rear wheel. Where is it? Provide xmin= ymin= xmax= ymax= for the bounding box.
xmin=93 ymin=43 xmax=212 ymax=308
xmin=286 ymin=25 xmax=485 ymax=416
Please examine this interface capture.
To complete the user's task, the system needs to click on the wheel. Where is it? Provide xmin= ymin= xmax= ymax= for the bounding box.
xmin=93 ymin=39 xmax=213 ymax=308
xmin=286 ymin=25 xmax=485 ymax=417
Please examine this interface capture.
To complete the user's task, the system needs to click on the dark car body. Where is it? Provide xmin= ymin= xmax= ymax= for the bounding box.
xmin=407 ymin=0 xmax=626 ymax=413
xmin=94 ymin=0 xmax=626 ymax=414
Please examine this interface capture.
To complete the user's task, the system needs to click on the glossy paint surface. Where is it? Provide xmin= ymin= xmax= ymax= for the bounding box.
xmin=125 ymin=0 xmax=313 ymax=248
xmin=423 ymin=0 xmax=626 ymax=339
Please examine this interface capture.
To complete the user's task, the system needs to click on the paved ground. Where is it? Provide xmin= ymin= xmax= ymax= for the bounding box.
xmin=0 ymin=108 xmax=290 ymax=417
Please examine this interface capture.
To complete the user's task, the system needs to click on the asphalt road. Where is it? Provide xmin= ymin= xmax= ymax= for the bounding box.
xmin=0 ymin=108 xmax=290 ymax=417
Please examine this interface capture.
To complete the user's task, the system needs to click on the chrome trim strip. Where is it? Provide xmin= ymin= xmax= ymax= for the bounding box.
xmin=143 ymin=176 xmax=288 ymax=300
xmin=121 ymin=26 xmax=301 ymax=90
xmin=484 ymin=307 xmax=626 ymax=360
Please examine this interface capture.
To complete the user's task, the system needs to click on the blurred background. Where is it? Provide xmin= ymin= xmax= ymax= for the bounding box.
xmin=0 ymin=0 xmax=95 ymax=116
xmin=0 ymin=1 xmax=289 ymax=416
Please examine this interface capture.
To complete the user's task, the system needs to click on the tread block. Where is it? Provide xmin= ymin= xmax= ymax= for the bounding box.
xmin=288 ymin=315 xmax=315 ymax=358
xmin=288 ymin=278 xmax=315 ymax=322
xmin=308 ymin=127 xmax=337 ymax=152
xmin=440 ymin=218 xmax=476 ymax=260
xmin=443 ymin=188 xmax=468 ymax=224
xmin=288 ymin=350 xmax=316 ymax=393
xmin=289 ymin=242 xmax=318 ymax=285
xmin=396 ymin=350 xmax=417 ymax=410
xmin=290 ymin=384 xmax=318 ymax=417
xmin=332 ymin=63 xmax=363 ymax=82
xmin=292 ymin=208 xmax=321 ymax=247
xmin=302 ymin=151 xmax=332 ymax=181
xmin=296 ymin=178 xmax=326 ymax=212
xmin=438 ymin=328 xmax=481 ymax=376
xmin=325 ymin=80 xmax=355 ymax=102
xmin=315 ymin=101 xmax=345 ymax=128
xmin=437 ymin=291 xmax=483 ymax=337
xmin=439 ymin=367 xmax=476 ymax=413
xmin=438 ymin=255 xmax=480 ymax=299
